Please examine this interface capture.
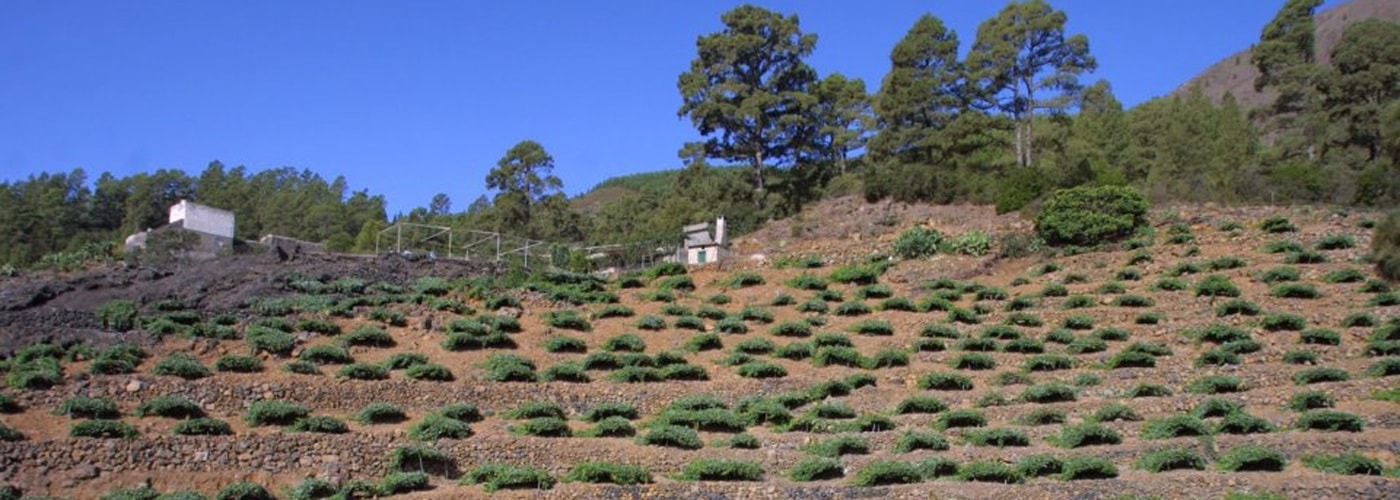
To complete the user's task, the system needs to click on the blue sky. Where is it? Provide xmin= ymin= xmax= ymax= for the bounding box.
xmin=0 ymin=0 xmax=1341 ymax=216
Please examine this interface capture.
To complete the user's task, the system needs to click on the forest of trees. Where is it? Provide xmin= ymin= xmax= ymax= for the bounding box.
xmin=1 ymin=0 xmax=1396 ymax=268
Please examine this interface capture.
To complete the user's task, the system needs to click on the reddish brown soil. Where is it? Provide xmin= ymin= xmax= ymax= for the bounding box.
xmin=0 ymin=201 xmax=1397 ymax=499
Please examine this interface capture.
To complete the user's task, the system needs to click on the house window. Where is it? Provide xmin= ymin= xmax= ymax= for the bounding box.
xmin=698 ymin=249 xmax=707 ymax=264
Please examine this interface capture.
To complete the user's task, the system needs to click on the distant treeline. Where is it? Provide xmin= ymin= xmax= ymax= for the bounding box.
xmin=0 ymin=162 xmax=387 ymax=266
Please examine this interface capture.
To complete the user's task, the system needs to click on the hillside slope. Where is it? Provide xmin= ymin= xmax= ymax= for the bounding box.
xmin=1171 ymin=0 xmax=1400 ymax=108
xmin=0 ymin=203 xmax=1396 ymax=498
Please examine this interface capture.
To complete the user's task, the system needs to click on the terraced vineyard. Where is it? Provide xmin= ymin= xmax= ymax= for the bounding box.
xmin=1 ymin=207 xmax=1398 ymax=499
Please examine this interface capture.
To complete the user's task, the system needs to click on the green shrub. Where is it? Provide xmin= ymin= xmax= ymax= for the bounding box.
xmin=1186 ymin=375 xmax=1244 ymax=394
xmin=770 ymin=321 xmax=812 ymax=337
xmin=70 ymin=420 xmax=138 ymax=438
xmin=58 ymin=396 xmax=120 ymax=419
xmin=543 ymin=310 xmax=592 ymax=332
xmin=1295 ymin=410 xmax=1365 ymax=432
xmin=1195 ymin=275 xmax=1240 ymax=297
xmin=676 ymin=459 xmax=762 ymax=481
xmin=135 ymin=395 xmax=203 ymax=419
xmin=918 ymin=372 xmax=974 ymax=391
xmin=1059 ymin=456 xmax=1118 ymax=480
xmin=355 ymin=402 xmax=407 ymax=424
xmin=1141 ymin=415 xmax=1211 ymax=439
xmin=735 ymin=361 xmax=785 ymax=379
xmin=377 ymin=471 xmax=430 ymax=495
xmin=388 ymin=444 xmax=456 ymax=475
xmin=1288 ymin=390 xmax=1336 ymax=412
xmin=958 ymin=460 xmax=1024 ymax=484
xmin=1341 ymin=312 xmax=1377 ymax=328
xmin=511 ymin=416 xmax=571 ymax=437
xmin=1374 ymin=212 xmax=1400 ymax=281
xmin=153 ymin=352 xmax=210 ymax=380
xmin=892 ymin=431 xmax=949 ymax=453
xmin=1014 ymin=454 xmax=1063 ymax=478
xmin=542 ymin=335 xmax=587 ymax=353
xmin=1188 ymin=397 xmax=1242 ymax=419
xmin=1368 ymin=357 xmax=1400 ymax=376
xmin=804 ymin=434 xmax=870 ymax=457
xmin=715 ymin=318 xmax=748 ymax=334
xmin=844 ymin=319 xmax=891 ymax=336
xmin=282 ymin=361 xmax=319 ymax=375
xmin=1293 ymin=367 xmax=1350 ymax=385
xmin=956 ymin=337 xmax=999 ymax=352
xmin=1284 ymin=349 xmax=1320 ymax=365
xmin=1035 ymin=185 xmax=1149 ymax=247
xmin=1063 ymin=295 xmax=1096 ymax=310
xmin=214 ymin=355 xmax=262 ymax=373
xmin=849 ymin=460 xmax=921 ymax=486
xmin=244 ymin=400 xmax=309 ymax=426
xmin=579 ymin=416 xmax=635 ymax=437
xmin=1273 ymin=283 xmax=1322 ymax=299
xmin=1259 ymin=216 xmax=1297 ymax=233
xmin=1016 ymin=407 xmax=1067 ymax=426
xmin=1286 ymin=249 xmax=1329 ymax=264
xmin=966 ymin=427 xmax=1030 ymax=447
xmin=1214 ymin=411 xmax=1275 ymax=435
xmin=1299 ymin=328 xmax=1341 ymax=345
xmin=563 ymin=462 xmax=653 ymax=485
xmin=1020 ymin=383 xmax=1076 ymax=404
xmin=1152 ymin=277 xmax=1189 ymax=291
xmin=1065 ymin=337 xmax=1108 ymax=354
xmin=462 ymin=464 xmax=555 ymax=492
xmin=782 ymin=457 xmax=842 ymax=482
xmin=242 ymin=326 xmax=296 ymax=356
xmin=409 ymin=413 xmax=473 ymax=440
xmin=1219 ymin=445 xmax=1287 ymax=472
xmin=787 ymin=273 xmax=829 ymax=291
xmin=935 ymin=409 xmax=987 ymax=430
xmin=949 ymin=353 xmax=996 ymax=370
xmin=298 ymin=344 xmax=353 ymax=365
xmin=1024 ymin=353 xmax=1074 ymax=372
xmin=367 ymin=308 xmax=407 ymax=327
xmin=405 ymin=363 xmax=453 ymax=381
xmin=574 ymin=402 xmax=635 ymax=423
xmin=1325 ymin=268 xmax=1367 ymax=283
xmin=290 ymin=415 xmax=348 ymax=434
xmin=337 ymin=363 xmax=388 ymax=380
xmin=1106 ymin=350 xmax=1157 ymax=369
xmin=829 ymin=264 xmax=882 ymax=285
xmin=894 ymin=227 xmax=945 ymax=259
xmin=296 ymin=318 xmax=340 ymax=336
xmin=1303 ymin=453 xmax=1384 ymax=476
xmin=638 ymin=425 xmax=702 ymax=450
xmin=602 ymin=333 xmax=646 ymax=353
xmin=1125 ymin=383 xmax=1173 ymax=398
xmin=96 ymin=299 xmax=139 ymax=332
xmin=214 ymin=481 xmax=272 ymax=500
xmin=1089 ymin=403 xmax=1141 ymax=423
xmin=1054 ymin=423 xmax=1122 ymax=448
xmin=482 ymin=354 xmax=537 ymax=382
xmin=1314 ymin=234 xmax=1356 ymax=250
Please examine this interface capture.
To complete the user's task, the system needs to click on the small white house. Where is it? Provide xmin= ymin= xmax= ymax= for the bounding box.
xmin=681 ymin=216 xmax=728 ymax=265
xmin=169 ymin=200 xmax=235 ymax=240
xmin=124 ymin=200 xmax=237 ymax=260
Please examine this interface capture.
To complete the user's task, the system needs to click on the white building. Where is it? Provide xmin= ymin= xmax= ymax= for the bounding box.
xmin=124 ymin=200 xmax=236 ymax=260
xmin=168 ymin=200 xmax=235 ymax=240
xmin=680 ymin=216 xmax=728 ymax=265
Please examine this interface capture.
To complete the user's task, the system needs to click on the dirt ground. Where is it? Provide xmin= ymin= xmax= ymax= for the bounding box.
xmin=0 ymin=200 xmax=1397 ymax=498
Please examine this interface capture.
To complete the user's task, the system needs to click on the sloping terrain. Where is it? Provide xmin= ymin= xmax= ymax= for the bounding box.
xmin=0 ymin=203 xmax=1397 ymax=499
xmin=1171 ymin=0 xmax=1400 ymax=108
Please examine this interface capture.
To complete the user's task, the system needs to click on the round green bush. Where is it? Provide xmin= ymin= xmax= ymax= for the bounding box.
xmin=1035 ymin=185 xmax=1149 ymax=247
